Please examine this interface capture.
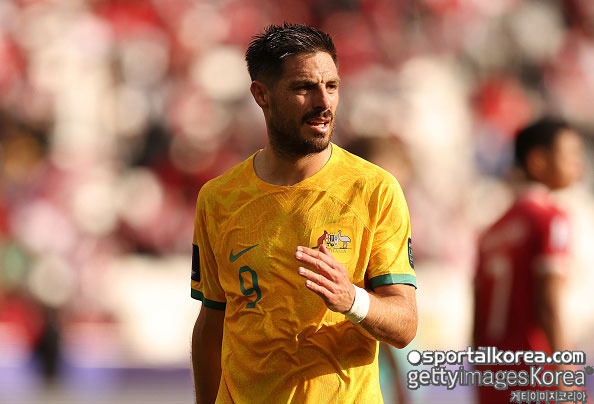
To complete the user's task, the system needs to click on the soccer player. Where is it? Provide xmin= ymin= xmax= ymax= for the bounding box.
xmin=473 ymin=118 xmax=585 ymax=404
xmin=190 ymin=24 xmax=418 ymax=404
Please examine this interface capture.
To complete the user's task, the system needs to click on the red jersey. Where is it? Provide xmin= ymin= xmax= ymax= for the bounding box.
xmin=473 ymin=185 xmax=570 ymax=404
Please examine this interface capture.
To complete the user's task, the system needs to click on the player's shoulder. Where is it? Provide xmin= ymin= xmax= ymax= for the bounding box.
xmin=478 ymin=205 xmax=521 ymax=252
xmin=517 ymin=187 xmax=567 ymax=224
xmin=331 ymin=145 xmax=405 ymax=209
xmin=197 ymin=153 xmax=255 ymax=205
xmin=479 ymin=187 xmax=567 ymax=251
xmin=333 ymin=144 xmax=401 ymax=189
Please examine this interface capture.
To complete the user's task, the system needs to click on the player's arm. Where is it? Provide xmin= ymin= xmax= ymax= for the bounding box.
xmin=535 ymin=269 xmax=565 ymax=353
xmin=534 ymin=213 xmax=572 ymax=375
xmin=534 ymin=264 xmax=576 ymax=393
xmin=192 ymin=305 xmax=224 ymax=404
xmin=295 ymin=244 xmax=417 ymax=348
xmin=361 ymin=283 xmax=417 ymax=348
xmin=534 ymin=257 xmax=570 ymax=372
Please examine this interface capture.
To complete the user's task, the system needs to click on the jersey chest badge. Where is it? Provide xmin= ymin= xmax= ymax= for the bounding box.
xmin=310 ymin=224 xmax=356 ymax=264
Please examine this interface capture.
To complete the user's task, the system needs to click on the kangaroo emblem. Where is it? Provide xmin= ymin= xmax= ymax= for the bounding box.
xmin=314 ymin=230 xmax=328 ymax=249
xmin=337 ymin=230 xmax=351 ymax=249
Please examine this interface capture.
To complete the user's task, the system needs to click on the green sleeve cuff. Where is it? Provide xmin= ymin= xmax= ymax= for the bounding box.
xmin=369 ymin=274 xmax=417 ymax=290
xmin=191 ymin=289 xmax=226 ymax=310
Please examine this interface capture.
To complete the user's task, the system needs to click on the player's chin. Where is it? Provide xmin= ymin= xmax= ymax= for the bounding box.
xmin=305 ymin=134 xmax=331 ymax=152
xmin=304 ymin=124 xmax=333 ymax=142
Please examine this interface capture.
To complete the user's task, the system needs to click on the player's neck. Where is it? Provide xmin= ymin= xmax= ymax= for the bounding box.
xmin=254 ymin=144 xmax=332 ymax=186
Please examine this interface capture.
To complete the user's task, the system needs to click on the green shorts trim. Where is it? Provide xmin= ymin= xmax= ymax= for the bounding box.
xmin=369 ymin=274 xmax=417 ymax=290
xmin=191 ymin=289 xmax=226 ymax=310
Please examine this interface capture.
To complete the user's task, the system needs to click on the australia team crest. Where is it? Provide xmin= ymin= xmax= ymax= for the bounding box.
xmin=309 ymin=224 xmax=356 ymax=264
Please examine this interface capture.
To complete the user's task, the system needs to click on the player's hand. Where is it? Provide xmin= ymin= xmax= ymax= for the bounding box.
xmin=295 ymin=244 xmax=355 ymax=313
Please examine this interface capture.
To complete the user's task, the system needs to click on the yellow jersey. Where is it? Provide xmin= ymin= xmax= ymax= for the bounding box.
xmin=191 ymin=144 xmax=416 ymax=404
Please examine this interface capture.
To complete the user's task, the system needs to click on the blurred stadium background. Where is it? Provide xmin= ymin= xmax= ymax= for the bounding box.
xmin=0 ymin=0 xmax=593 ymax=403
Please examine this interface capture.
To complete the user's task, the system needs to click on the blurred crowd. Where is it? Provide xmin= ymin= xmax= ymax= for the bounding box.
xmin=1 ymin=0 xmax=594 ymax=384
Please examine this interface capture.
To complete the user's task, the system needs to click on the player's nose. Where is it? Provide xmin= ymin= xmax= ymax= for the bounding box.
xmin=312 ymin=86 xmax=332 ymax=110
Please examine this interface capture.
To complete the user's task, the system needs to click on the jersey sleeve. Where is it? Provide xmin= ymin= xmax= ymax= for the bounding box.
xmin=366 ymin=177 xmax=417 ymax=290
xmin=534 ymin=210 xmax=570 ymax=276
xmin=541 ymin=212 xmax=570 ymax=255
xmin=191 ymin=188 xmax=226 ymax=310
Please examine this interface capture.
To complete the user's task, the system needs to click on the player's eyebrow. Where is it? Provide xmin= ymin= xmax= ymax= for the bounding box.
xmin=290 ymin=77 xmax=341 ymax=87
xmin=290 ymin=79 xmax=317 ymax=87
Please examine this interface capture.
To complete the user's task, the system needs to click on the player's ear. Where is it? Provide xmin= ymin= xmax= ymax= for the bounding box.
xmin=250 ymin=81 xmax=269 ymax=109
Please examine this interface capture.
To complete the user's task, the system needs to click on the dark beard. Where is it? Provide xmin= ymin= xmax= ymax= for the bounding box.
xmin=268 ymin=109 xmax=335 ymax=159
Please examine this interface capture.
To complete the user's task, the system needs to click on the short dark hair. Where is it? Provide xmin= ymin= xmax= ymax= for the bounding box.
xmin=514 ymin=117 xmax=571 ymax=171
xmin=245 ymin=23 xmax=337 ymax=84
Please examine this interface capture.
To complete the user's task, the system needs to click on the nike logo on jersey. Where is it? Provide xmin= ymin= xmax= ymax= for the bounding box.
xmin=229 ymin=244 xmax=259 ymax=262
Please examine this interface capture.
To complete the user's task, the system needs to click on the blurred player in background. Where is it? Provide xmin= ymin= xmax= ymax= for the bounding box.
xmin=190 ymin=24 xmax=417 ymax=404
xmin=473 ymin=117 xmax=585 ymax=404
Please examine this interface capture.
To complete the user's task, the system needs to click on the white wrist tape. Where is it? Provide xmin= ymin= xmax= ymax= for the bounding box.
xmin=345 ymin=285 xmax=370 ymax=324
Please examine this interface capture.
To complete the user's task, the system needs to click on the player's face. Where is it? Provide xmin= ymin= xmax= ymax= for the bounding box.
xmin=547 ymin=129 xmax=585 ymax=189
xmin=266 ymin=52 xmax=340 ymax=157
